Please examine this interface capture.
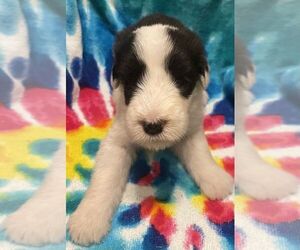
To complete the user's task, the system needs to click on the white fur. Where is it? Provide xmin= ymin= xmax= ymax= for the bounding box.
xmin=235 ymin=70 xmax=299 ymax=199
xmin=68 ymin=122 xmax=135 ymax=246
xmin=69 ymin=24 xmax=233 ymax=245
xmin=172 ymin=130 xmax=233 ymax=200
xmin=126 ymin=25 xmax=188 ymax=150
xmin=2 ymin=142 xmax=66 ymax=246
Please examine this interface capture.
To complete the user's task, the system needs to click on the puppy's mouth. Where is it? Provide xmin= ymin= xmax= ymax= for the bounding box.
xmin=137 ymin=137 xmax=175 ymax=151
xmin=135 ymin=129 xmax=184 ymax=151
xmin=126 ymin=117 xmax=186 ymax=150
xmin=146 ymin=134 xmax=173 ymax=143
xmin=139 ymin=119 xmax=168 ymax=137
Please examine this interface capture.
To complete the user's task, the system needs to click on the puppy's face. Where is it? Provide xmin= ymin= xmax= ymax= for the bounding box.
xmin=113 ymin=24 xmax=208 ymax=150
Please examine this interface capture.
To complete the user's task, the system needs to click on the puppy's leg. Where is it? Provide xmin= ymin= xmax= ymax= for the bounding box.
xmin=173 ymin=130 xmax=233 ymax=200
xmin=3 ymin=142 xmax=66 ymax=246
xmin=236 ymin=131 xmax=299 ymax=199
xmin=236 ymin=76 xmax=299 ymax=199
xmin=68 ymin=122 xmax=134 ymax=246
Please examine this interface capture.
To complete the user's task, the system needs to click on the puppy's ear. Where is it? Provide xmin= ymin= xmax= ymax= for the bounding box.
xmin=168 ymin=28 xmax=209 ymax=90
xmin=112 ymin=27 xmax=134 ymax=89
xmin=187 ymin=34 xmax=209 ymax=89
xmin=184 ymin=30 xmax=209 ymax=89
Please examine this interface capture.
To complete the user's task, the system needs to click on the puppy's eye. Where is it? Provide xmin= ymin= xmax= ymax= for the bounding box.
xmin=166 ymin=52 xmax=199 ymax=97
xmin=114 ymin=50 xmax=146 ymax=105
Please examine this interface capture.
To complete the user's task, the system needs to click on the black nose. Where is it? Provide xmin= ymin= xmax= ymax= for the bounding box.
xmin=142 ymin=120 xmax=166 ymax=135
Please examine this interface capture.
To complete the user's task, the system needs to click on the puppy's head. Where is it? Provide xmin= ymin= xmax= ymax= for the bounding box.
xmin=112 ymin=16 xmax=208 ymax=150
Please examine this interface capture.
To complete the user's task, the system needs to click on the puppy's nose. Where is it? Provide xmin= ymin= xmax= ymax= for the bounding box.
xmin=142 ymin=120 xmax=166 ymax=135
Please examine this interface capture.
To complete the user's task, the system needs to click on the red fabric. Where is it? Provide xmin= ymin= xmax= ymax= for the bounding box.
xmin=66 ymin=106 xmax=82 ymax=131
xmin=223 ymin=157 xmax=234 ymax=177
xmin=204 ymin=115 xmax=225 ymax=131
xmin=184 ymin=225 xmax=203 ymax=250
xmin=0 ymin=104 xmax=29 ymax=131
xmin=140 ymin=197 xmax=155 ymax=219
xmin=279 ymin=157 xmax=300 ymax=178
xmin=206 ymin=132 xmax=234 ymax=149
xmin=250 ymin=132 xmax=300 ymax=149
xmin=78 ymin=88 xmax=109 ymax=127
xmin=204 ymin=200 xmax=234 ymax=224
xmin=21 ymin=88 xmax=65 ymax=127
xmin=246 ymin=115 xmax=282 ymax=131
xmin=248 ymin=200 xmax=300 ymax=224
xmin=138 ymin=161 xmax=161 ymax=185
xmin=150 ymin=208 xmax=176 ymax=243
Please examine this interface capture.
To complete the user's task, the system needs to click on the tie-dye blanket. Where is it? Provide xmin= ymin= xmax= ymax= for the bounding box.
xmin=0 ymin=1 xmax=65 ymax=249
xmin=66 ymin=1 xmax=234 ymax=249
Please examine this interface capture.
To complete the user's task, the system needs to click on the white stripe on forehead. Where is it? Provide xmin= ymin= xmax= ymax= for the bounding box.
xmin=133 ymin=24 xmax=177 ymax=70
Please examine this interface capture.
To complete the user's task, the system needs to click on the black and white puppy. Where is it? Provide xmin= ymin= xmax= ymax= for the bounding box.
xmin=69 ymin=14 xmax=233 ymax=246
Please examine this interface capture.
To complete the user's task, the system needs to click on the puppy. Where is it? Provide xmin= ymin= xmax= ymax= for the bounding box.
xmin=235 ymin=37 xmax=299 ymax=199
xmin=69 ymin=14 xmax=233 ymax=246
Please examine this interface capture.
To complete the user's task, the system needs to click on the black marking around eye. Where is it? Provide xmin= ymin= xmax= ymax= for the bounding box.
xmin=166 ymin=28 xmax=208 ymax=97
xmin=113 ymin=31 xmax=146 ymax=105
xmin=112 ymin=14 xmax=208 ymax=104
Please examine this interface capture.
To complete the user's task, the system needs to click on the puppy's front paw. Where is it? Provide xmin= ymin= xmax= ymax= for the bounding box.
xmin=2 ymin=205 xmax=65 ymax=246
xmin=238 ymin=166 xmax=299 ymax=199
xmin=199 ymin=167 xmax=233 ymax=200
xmin=68 ymin=206 xmax=111 ymax=246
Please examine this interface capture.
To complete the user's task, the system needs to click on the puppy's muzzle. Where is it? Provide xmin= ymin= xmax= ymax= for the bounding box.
xmin=141 ymin=120 xmax=167 ymax=136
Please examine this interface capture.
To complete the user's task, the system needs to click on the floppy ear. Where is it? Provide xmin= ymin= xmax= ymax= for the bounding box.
xmin=187 ymin=34 xmax=209 ymax=89
xmin=186 ymin=31 xmax=209 ymax=89
xmin=112 ymin=27 xmax=135 ymax=89
xmin=167 ymin=27 xmax=209 ymax=96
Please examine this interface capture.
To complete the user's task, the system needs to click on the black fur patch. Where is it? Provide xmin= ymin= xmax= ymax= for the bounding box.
xmin=166 ymin=28 xmax=208 ymax=97
xmin=112 ymin=14 xmax=208 ymax=104
xmin=112 ymin=30 xmax=146 ymax=105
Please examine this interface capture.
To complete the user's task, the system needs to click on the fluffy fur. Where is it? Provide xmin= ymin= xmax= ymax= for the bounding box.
xmin=2 ymin=142 xmax=66 ymax=246
xmin=69 ymin=14 xmax=233 ymax=246
xmin=235 ymin=37 xmax=299 ymax=199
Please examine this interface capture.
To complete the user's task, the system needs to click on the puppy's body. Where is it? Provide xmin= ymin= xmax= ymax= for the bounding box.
xmin=69 ymin=14 xmax=233 ymax=246
xmin=235 ymin=37 xmax=299 ymax=199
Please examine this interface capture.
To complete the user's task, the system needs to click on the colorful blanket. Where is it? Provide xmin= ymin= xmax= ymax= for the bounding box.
xmin=0 ymin=1 xmax=65 ymax=249
xmin=66 ymin=0 xmax=234 ymax=249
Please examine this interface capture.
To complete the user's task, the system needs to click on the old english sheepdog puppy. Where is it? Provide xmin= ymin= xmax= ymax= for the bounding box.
xmin=69 ymin=14 xmax=233 ymax=245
